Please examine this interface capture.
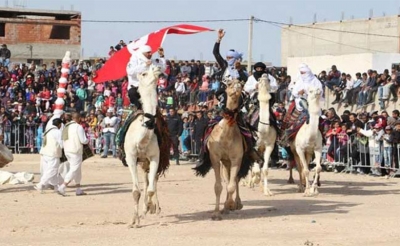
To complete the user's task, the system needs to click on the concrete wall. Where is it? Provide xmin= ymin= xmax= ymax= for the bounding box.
xmin=0 ymin=15 xmax=81 ymax=60
xmin=287 ymin=53 xmax=400 ymax=79
xmin=9 ymin=43 xmax=80 ymax=61
xmin=281 ymin=15 xmax=400 ymax=66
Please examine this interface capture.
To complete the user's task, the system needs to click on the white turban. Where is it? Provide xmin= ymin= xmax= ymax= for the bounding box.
xmin=298 ymin=63 xmax=314 ymax=83
xmin=139 ymin=45 xmax=152 ymax=53
xmin=299 ymin=63 xmax=312 ymax=74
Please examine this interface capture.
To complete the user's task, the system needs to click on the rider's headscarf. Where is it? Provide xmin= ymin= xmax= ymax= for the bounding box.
xmin=253 ymin=62 xmax=267 ymax=80
xmin=299 ymin=63 xmax=315 ymax=83
xmin=225 ymin=49 xmax=243 ymax=80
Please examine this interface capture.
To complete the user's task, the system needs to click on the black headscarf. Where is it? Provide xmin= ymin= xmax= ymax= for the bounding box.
xmin=253 ymin=62 xmax=267 ymax=81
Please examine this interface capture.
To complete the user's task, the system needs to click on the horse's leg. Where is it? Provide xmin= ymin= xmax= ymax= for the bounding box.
xmin=126 ymin=152 xmax=141 ymax=228
xmin=251 ymin=162 xmax=261 ymax=188
xmin=147 ymin=154 xmax=160 ymax=215
xmin=235 ymin=177 xmax=243 ymax=210
xmin=152 ymin=176 xmax=161 ymax=215
xmin=293 ymin=152 xmax=305 ymax=193
xmin=224 ymin=157 xmax=240 ymax=211
xmin=311 ymin=149 xmax=322 ymax=195
xmin=211 ymin=156 xmax=223 ymax=220
xmin=221 ymin=162 xmax=230 ymax=214
xmin=141 ymin=166 xmax=149 ymax=217
xmin=287 ymin=161 xmax=295 ymax=184
xmin=262 ymin=144 xmax=274 ymax=196
xmin=296 ymin=148 xmax=311 ymax=197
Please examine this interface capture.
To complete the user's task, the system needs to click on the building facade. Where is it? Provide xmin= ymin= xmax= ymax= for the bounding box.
xmin=0 ymin=7 xmax=81 ymax=65
xmin=281 ymin=15 xmax=400 ymax=67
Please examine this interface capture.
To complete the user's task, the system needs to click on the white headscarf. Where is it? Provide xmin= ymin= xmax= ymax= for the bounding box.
xmin=135 ymin=45 xmax=152 ymax=62
xmin=299 ymin=63 xmax=315 ymax=83
xmin=138 ymin=45 xmax=152 ymax=53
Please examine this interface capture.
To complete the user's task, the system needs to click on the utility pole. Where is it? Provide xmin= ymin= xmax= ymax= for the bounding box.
xmin=247 ymin=15 xmax=254 ymax=73
xmin=27 ymin=45 xmax=32 ymax=59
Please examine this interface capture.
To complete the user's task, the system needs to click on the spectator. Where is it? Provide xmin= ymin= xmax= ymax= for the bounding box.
xmin=331 ymin=73 xmax=347 ymax=104
xmin=382 ymin=126 xmax=393 ymax=170
xmin=109 ymin=46 xmax=116 ymax=57
xmin=0 ymin=44 xmax=11 ymax=67
xmin=204 ymin=61 xmax=214 ymax=78
xmin=189 ymin=78 xmax=199 ymax=105
xmin=198 ymin=75 xmax=210 ymax=103
xmin=343 ymin=72 xmax=362 ymax=107
xmin=101 ymin=109 xmax=117 ymax=158
xmin=169 ymin=60 xmax=180 ymax=78
xmin=180 ymin=61 xmax=191 ymax=76
xmin=167 ymin=108 xmax=183 ymax=165
xmin=377 ymin=73 xmax=390 ymax=109
xmin=325 ymin=65 xmax=341 ymax=90
xmin=192 ymin=110 xmax=208 ymax=156
xmin=115 ymin=40 xmax=126 ymax=51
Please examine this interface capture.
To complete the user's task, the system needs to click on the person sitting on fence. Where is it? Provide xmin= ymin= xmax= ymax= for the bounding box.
xmin=0 ymin=44 xmax=11 ymax=68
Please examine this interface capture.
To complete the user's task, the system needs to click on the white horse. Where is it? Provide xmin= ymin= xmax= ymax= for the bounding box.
xmin=124 ymin=65 xmax=163 ymax=227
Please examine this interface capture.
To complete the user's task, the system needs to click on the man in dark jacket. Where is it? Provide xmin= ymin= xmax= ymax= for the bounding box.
xmin=192 ymin=111 xmax=208 ymax=157
xmin=167 ymin=108 xmax=183 ymax=165
xmin=391 ymin=122 xmax=400 ymax=169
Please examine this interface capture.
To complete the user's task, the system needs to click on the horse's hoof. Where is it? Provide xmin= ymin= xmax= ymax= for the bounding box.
xmin=211 ymin=212 xmax=222 ymax=221
xmin=236 ymin=202 xmax=243 ymax=210
xmin=287 ymin=178 xmax=295 ymax=184
xmin=263 ymin=189 xmax=274 ymax=197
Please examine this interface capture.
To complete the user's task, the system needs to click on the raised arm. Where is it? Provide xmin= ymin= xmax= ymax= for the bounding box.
xmin=213 ymin=29 xmax=227 ymax=71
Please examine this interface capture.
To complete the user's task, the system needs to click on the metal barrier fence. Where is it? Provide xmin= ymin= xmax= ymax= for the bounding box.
xmin=5 ymin=123 xmax=39 ymax=154
xmin=5 ymin=123 xmax=99 ymax=154
xmin=7 ymin=123 xmax=400 ymax=178
xmin=319 ymin=134 xmax=400 ymax=178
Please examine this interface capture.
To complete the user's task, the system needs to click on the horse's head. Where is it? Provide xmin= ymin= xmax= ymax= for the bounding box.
xmin=138 ymin=65 xmax=162 ymax=88
xmin=308 ymin=86 xmax=321 ymax=102
xmin=226 ymin=79 xmax=242 ymax=100
xmin=257 ymin=74 xmax=272 ymax=102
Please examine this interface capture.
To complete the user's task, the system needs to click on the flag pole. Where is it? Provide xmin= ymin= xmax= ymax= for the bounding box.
xmin=247 ymin=15 xmax=254 ymax=73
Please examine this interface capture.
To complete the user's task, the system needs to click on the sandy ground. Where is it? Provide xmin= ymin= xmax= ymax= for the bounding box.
xmin=1 ymin=154 xmax=400 ymax=246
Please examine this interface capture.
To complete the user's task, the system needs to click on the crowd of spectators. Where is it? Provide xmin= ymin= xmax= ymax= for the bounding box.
xmin=1 ymin=40 xmax=400 ymax=176
xmin=321 ymin=64 xmax=400 ymax=110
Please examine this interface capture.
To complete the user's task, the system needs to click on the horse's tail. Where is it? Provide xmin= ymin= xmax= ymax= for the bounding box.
xmin=193 ymin=149 xmax=212 ymax=177
xmin=237 ymin=150 xmax=254 ymax=180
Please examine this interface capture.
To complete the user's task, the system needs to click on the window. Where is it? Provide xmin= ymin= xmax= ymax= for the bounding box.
xmin=0 ymin=23 xmax=5 ymax=37
xmin=50 ymin=25 xmax=70 ymax=40
xmin=27 ymin=59 xmax=43 ymax=65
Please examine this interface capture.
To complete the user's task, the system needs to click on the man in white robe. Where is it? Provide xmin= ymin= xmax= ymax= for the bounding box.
xmin=291 ymin=63 xmax=324 ymax=112
xmin=280 ymin=63 xmax=323 ymax=146
xmin=34 ymin=118 xmax=63 ymax=192
xmin=244 ymin=62 xmax=278 ymax=99
xmin=46 ymin=111 xmax=70 ymax=185
xmin=127 ymin=45 xmax=166 ymax=109
xmin=58 ymin=112 xmax=89 ymax=196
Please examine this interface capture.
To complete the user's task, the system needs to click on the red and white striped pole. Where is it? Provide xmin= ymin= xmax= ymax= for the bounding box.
xmin=54 ymin=51 xmax=71 ymax=116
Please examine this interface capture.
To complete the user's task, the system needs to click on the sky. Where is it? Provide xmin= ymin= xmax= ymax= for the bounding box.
xmin=5 ymin=0 xmax=400 ymax=65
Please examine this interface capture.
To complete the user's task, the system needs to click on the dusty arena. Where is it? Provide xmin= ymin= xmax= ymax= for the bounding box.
xmin=1 ymin=155 xmax=400 ymax=246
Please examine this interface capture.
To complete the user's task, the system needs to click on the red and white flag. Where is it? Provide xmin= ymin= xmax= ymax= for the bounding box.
xmin=93 ymin=24 xmax=213 ymax=83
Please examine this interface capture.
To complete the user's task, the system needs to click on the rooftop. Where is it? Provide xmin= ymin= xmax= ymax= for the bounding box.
xmin=0 ymin=7 xmax=80 ymax=19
